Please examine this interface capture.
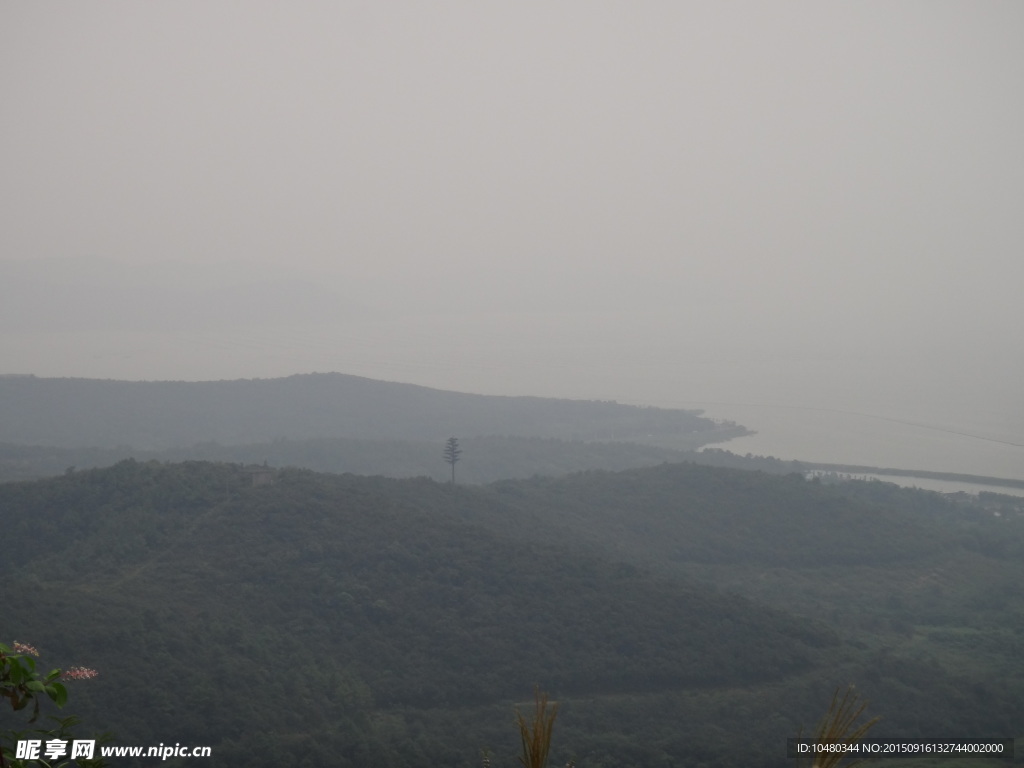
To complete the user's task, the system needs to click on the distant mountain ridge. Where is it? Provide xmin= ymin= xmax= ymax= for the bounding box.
xmin=0 ymin=372 xmax=747 ymax=450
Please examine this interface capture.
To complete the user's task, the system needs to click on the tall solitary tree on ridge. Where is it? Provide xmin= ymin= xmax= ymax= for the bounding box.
xmin=443 ymin=437 xmax=462 ymax=485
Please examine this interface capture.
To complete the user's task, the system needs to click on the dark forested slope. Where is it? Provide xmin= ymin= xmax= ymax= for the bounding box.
xmin=3 ymin=460 xmax=1022 ymax=767
xmin=2 ymin=460 xmax=826 ymax=767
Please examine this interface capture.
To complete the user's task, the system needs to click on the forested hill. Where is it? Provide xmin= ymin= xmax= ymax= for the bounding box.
xmin=4 ymin=459 xmax=1024 ymax=767
xmin=0 ymin=434 xmax=700 ymax=484
xmin=4 ymin=460 xmax=829 ymax=767
xmin=0 ymin=373 xmax=745 ymax=450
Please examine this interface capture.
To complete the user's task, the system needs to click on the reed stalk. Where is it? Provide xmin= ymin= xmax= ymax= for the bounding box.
xmin=808 ymin=686 xmax=880 ymax=768
xmin=515 ymin=687 xmax=559 ymax=768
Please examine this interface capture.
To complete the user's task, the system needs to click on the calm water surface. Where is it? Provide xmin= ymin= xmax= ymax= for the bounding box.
xmin=696 ymin=403 xmax=1024 ymax=484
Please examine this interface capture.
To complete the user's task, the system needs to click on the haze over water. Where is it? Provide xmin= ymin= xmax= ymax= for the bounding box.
xmin=2 ymin=4 xmax=1021 ymax=481
xmin=697 ymin=402 xmax=1024 ymax=482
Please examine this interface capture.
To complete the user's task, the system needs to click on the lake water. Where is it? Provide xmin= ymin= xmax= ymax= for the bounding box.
xmin=802 ymin=470 xmax=1024 ymax=499
xmin=848 ymin=474 xmax=1024 ymax=498
xmin=694 ymin=402 xmax=1024 ymax=486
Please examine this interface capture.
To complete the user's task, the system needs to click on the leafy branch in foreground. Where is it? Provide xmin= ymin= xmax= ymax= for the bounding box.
xmin=1 ymin=641 xmax=105 ymax=768
xmin=0 ymin=643 xmax=68 ymax=725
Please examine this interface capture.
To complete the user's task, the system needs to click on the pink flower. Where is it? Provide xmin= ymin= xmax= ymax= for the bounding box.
xmin=12 ymin=642 xmax=39 ymax=657
xmin=61 ymin=667 xmax=99 ymax=680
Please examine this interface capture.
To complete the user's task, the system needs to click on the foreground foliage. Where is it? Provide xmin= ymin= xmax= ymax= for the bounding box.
xmin=0 ymin=642 xmax=105 ymax=768
xmin=806 ymin=687 xmax=879 ymax=768
xmin=515 ymin=689 xmax=559 ymax=768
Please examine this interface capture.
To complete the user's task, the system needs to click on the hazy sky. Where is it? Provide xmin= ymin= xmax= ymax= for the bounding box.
xmin=2 ymin=2 xmax=1022 ymax=456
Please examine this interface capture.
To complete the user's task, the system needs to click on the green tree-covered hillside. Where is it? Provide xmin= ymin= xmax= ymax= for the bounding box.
xmin=3 ymin=460 xmax=1022 ymax=767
